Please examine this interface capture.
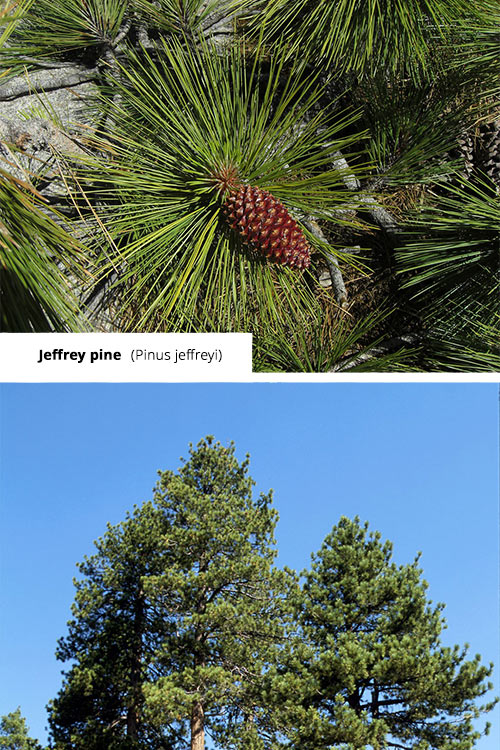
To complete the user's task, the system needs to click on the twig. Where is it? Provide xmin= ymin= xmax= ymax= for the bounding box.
xmin=330 ymin=334 xmax=420 ymax=371
xmin=302 ymin=216 xmax=348 ymax=308
xmin=332 ymin=150 xmax=401 ymax=236
xmin=114 ymin=17 xmax=133 ymax=47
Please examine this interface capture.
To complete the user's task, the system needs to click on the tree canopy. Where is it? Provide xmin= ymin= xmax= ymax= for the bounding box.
xmin=49 ymin=437 xmax=293 ymax=750
xmin=272 ymin=517 xmax=497 ymax=750
xmin=48 ymin=438 xmax=497 ymax=750
xmin=0 ymin=709 xmax=43 ymax=750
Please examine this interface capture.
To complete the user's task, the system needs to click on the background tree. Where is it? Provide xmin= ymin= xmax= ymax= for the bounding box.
xmin=0 ymin=708 xmax=43 ymax=750
xmin=48 ymin=501 xmax=171 ymax=750
xmin=274 ymin=516 xmax=497 ymax=750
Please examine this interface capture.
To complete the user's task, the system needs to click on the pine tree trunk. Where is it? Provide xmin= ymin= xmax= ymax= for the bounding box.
xmin=127 ymin=589 xmax=145 ymax=741
xmin=190 ymin=563 xmax=207 ymax=750
xmin=190 ymin=700 xmax=205 ymax=750
xmin=127 ymin=706 xmax=139 ymax=740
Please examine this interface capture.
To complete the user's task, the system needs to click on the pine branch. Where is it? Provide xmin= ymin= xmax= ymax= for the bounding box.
xmin=330 ymin=334 xmax=421 ymax=371
xmin=0 ymin=64 xmax=97 ymax=100
xmin=302 ymin=216 xmax=348 ymax=308
xmin=332 ymin=150 xmax=401 ymax=235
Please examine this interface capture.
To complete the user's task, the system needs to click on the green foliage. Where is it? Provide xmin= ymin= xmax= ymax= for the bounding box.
xmin=350 ymin=71 xmax=469 ymax=185
xmin=253 ymin=307 xmax=421 ymax=372
xmin=0 ymin=162 xmax=90 ymax=332
xmin=2 ymin=0 xmax=499 ymax=367
xmin=8 ymin=0 xmax=128 ymax=56
xmin=448 ymin=0 xmax=500 ymax=95
xmin=4 ymin=0 xmax=249 ymax=63
xmin=133 ymin=0 xmax=243 ymax=36
xmin=0 ymin=709 xmax=42 ymax=750
xmin=275 ymin=516 xmax=497 ymax=750
xmin=0 ymin=0 xmax=91 ymax=332
xmin=73 ymin=35 xmax=365 ymax=332
xmin=0 ymin=0 xmax=33 ymax=48
xmin=49 ymin=441 xmax=498 ymax=749
xmin=253 ymin=0 xmax=491 ymax=78
xmin=49 ymin=437 xmax=293 ymax=750
xmin=143 ymin=437 xmax=293 ymax=747
xmin=48 ymin=501 xmax=172 ymax=749
xmin=417 ymin=322 xmax=500 ymax=371
xmin=397 ymin=175 xmax=500 ymax=336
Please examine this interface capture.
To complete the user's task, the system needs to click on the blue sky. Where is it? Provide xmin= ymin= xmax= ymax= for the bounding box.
xmin=0 ymin=383 xmax=498 ymax=747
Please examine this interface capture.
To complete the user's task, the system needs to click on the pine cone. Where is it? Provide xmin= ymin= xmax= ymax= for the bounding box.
xmin=483 ymin=121 xmax=500 ymax=186
xmin=451 ymin=123 xmax=500 ymax=188
xmin=224 ymin=185 xmax=311 ymax=270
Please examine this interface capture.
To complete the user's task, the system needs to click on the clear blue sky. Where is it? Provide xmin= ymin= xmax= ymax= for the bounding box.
xmin=0 ymin=383 xmax=498 ymax=747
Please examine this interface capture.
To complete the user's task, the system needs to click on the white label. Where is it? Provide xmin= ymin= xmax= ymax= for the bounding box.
xmin=0 ymin=333 xmax=252 ymax=382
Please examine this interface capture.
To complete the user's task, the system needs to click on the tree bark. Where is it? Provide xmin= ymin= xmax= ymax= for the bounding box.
xmin=190 ymin=573 xmax=207 ymax=750
xmin=303 ymin=216 xmax=348 ymax=308
xmin=190 ymin=700 xmax=205 ymax=750
xmin=127 ymin=589 xmax=145 ymax=741
xmin=0 ymin=65 xmax=97 ymax=100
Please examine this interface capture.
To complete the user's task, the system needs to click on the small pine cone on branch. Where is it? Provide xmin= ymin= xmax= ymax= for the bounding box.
xmin=224 ymin=185 xmax=311 ymax=270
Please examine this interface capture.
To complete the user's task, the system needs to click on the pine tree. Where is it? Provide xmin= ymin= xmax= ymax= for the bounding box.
xmin=0 ymin=709 xmax=43 ymax=750
xmin=48 ymin=501 xmax=170 ymax=750
xmin=273 ymin=516 xmax=497 ymax=750
xmin=48 ymin=437 xmax=291 ymax=750
xmin=143 ymin=437 xmax=291 ymax=750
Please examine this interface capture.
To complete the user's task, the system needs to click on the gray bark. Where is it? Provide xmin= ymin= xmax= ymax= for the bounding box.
xmin=0 ymin=64 xmax=97 ymax=100
xmin=332 ymin=150 xmax=401 ymax=236
xmin=330 ymin=334 xmax=420 ymax=371
xmin=303 ymin=216 xmax=348 ymax=308
xmin=0 ymin=116 xmax=87 ymax=157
